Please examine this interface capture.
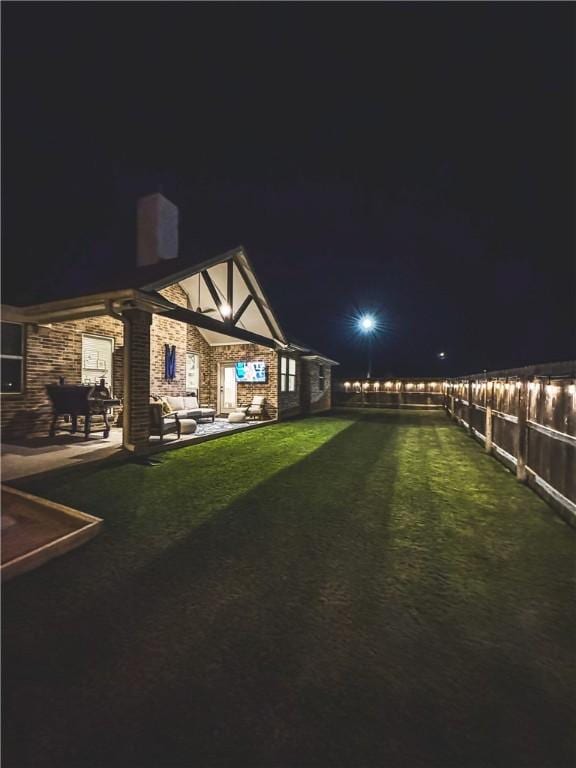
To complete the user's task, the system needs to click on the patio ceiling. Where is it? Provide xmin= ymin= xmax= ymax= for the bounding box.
xmin=174 ymin=250 xmax=285 ymax=346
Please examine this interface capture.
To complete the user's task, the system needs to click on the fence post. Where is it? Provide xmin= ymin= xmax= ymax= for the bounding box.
xmin=485 ymin=380 xmax=493 ymax=453
xmin=468 ymin=379 xmax=474 ymax=435
xmin=516 ymin=378 xmax=528 ymax=482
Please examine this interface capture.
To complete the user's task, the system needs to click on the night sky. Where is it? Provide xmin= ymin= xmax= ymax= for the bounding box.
xmin=3 ymin=3 xmax=574 ymax=378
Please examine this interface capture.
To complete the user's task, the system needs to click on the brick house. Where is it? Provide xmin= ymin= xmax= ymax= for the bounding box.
xmin=1 ymin=194 xmax=338 ymax=451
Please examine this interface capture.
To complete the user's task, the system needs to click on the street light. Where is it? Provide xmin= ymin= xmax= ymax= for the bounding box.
xmin=359 ymin=315 xmax=375 ymax=333
xmin=358 ymin=313 xmax=377 ymax=379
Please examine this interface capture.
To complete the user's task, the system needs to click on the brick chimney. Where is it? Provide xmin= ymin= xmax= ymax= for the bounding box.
xmin=137 ymin=193 xmax=179 ymax=267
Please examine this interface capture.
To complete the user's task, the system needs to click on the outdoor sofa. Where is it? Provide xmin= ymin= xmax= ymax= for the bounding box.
xmin=163 ymin=395 xmax=216 ymax=423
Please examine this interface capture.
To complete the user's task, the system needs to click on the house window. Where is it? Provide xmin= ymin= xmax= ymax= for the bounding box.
xmin=318 ymin=365 xmax=325 ymax=391
xmin=186 ymin=352 xmax=200 ymax=393
xmin=281 ymin=356 xmax=296 ymax=392
xmin=82 ymin=334 xmax=114 ymax=388
xmin=1 ymin=322 xmax=24 ymax=394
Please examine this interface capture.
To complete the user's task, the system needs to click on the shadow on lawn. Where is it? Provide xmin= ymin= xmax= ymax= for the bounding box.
xmin=3 ymin=411 xmax=573 ymax=768
xmin=3 ymin=419 xmax=403 ymax=768
xmin=332 ymin=407 xmax=448 ymax=428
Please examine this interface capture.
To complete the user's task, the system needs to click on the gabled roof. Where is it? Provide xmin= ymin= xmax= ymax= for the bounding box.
xmin=3 ymin=243 xmax=337 ymax=361
xmin=142 ymin=247 xmax=287 ymax=346
xmin=4 ymin=244 xmax=287 ymax=346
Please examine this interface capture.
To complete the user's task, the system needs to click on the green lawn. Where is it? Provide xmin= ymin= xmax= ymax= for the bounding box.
xmin=3 ymin=409 xmax=575 ymax=768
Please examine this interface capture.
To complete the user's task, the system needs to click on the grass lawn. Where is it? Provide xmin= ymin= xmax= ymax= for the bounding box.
xmin=3 ymin=409 xmax=575 ymax=768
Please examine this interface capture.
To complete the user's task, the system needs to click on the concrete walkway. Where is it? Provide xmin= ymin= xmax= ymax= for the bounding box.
xmin=1 ymin=430 xmax=124 ymax=481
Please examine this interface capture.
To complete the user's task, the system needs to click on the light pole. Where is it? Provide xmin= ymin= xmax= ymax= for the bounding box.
xmin=358 ymin=314 xmax=376 ymax=380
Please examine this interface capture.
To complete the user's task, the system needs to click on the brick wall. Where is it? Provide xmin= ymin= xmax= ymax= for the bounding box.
xmin=278 ymin=353 xmax=301 ymax=419
xmin=187 ymin=325 xmax=212 ymax=403
xmin=301 ymin=359 xmax=332 ymax=414
xmin=209 ymin=344 xmax=278 ymax=419
xmin=1 ymin=315 xmax=124 ymax=440
xmin=150 ymin=285 xmax=189 ymax=398
xmin=150 ymin=284 xmax=214 ymax=402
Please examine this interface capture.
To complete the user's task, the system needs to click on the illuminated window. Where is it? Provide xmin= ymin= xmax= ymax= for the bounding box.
xmin=1 ymin=322 xmax=24 ymax=394
xmin=281 ymin=356 xmax=296 ymax=392
xmin=186 ymin=352 xmax=200 ymax=393
xmin=318 ymin=365 xmax=325 ymax=391
xmin=82 ymin=334 xmax=114 ymax=388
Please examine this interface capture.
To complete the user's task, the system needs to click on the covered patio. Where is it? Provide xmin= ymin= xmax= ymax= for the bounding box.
xmin=1 ymin=250 xmax=295 ymax=456
xmin=1 ymin=194 xmax=337 ymax=474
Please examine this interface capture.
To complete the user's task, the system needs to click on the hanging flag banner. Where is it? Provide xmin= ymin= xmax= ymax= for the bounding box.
xmin=164 ymin=344 xmax=176 ymax=381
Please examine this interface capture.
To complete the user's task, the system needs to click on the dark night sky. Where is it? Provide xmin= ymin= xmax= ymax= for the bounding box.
xmin=2 ymin=3 xmax=575 ymax=377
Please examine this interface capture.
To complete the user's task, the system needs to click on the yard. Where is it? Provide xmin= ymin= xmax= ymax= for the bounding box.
xmin=2 ymin=409 xmax=575 ymax=768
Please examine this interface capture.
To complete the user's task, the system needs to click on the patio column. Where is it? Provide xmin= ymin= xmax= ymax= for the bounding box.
xmin=122 ymin=308 xmax=152 ymax=453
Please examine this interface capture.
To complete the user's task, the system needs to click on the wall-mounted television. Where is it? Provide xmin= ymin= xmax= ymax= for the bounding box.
xmin=235 ymin=361 xmax=268 ymax=383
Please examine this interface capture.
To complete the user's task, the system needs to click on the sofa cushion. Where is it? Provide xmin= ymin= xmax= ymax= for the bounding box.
xmin=183 ymin=396 xmax=200 ymax=410
xmin=165 ymin=396 xmax=185 ymax=412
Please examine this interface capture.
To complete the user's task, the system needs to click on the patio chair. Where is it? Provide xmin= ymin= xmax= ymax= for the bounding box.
xmin=149 ymin=403 xmax=181 ymax=441
xmin=245 ymin=395 xmax=266 ymax=420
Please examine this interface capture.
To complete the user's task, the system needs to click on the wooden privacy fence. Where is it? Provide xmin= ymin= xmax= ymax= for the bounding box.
xmin=334 ymin=378 xmax=445 ymax=409
xmin=446 ymin=361 xmax=576 ymax=525
xmin=334 ymin=361 xmax=576 ymax=524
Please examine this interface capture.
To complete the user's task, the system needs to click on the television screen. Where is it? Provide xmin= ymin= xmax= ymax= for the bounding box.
xmin=235 ymin=361 xmax=267 ymax=383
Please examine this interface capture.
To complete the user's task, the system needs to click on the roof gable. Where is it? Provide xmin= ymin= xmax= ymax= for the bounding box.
xmin=144 ymin=247 xmax=287 ymax=345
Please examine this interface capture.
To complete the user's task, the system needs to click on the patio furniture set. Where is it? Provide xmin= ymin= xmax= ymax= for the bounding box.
xmin=45 ymin=383 xmax=266 ymax=443
xmin=150 ymin=395 xmax=267 ymax=441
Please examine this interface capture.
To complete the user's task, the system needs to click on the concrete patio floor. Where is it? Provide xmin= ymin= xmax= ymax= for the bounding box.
xmin=1 ymin=418 xmax=274 ymax=481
